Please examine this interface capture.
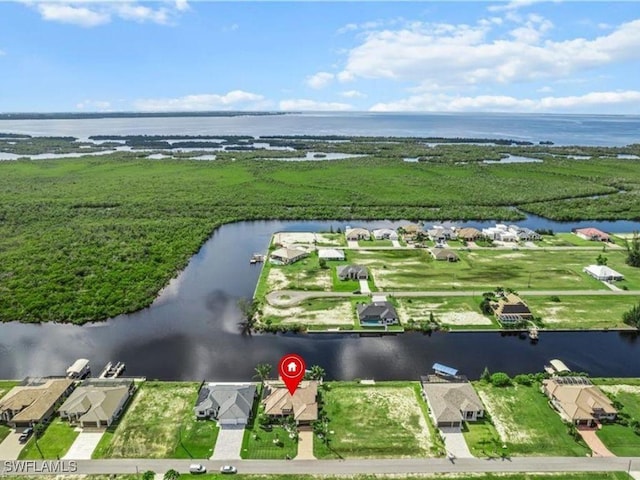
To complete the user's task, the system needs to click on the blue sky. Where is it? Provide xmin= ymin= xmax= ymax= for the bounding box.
xmin=1 ymin=1 xmax=640 ymax=113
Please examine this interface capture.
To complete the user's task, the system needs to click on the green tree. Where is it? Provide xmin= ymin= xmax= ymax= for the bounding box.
xmin=623 ymin=302 xmax=640 ymax=329
xmin=319 ymin=258 xmax=328 ymax=269
xmin=254 ymin=363 xmax=272 ymax=384
xmin=480 ymin=367 xmax=491 ymax=382
xmin=237 ymin=297 xmax=258 ymax=335
xmin=163 ymin=469 xmax=180 ymax=480
xmin=305 ymin=365 xmax=326 ymax=381
xmin=490 ymin=372 xmax=512 ymax=387
xmin=142 ymin=471 xmax=155 ymax=480
xmin=33 ymin=422 xmax=46 ymax=459
xmin=625 ymin=232 xmax=640 ymax=267
xmin=596 ymin=254 xmax=608 ymax=266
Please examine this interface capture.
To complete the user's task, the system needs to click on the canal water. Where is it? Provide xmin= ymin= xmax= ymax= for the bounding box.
xmin=1 ymin=218 xmax=640 ymax=381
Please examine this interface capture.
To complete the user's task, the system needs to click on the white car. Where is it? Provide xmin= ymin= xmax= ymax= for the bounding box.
xmin=220 ymin=465 xmax=237 ymax=474
xmin=189 ymin=464 xmax=206 ymax=474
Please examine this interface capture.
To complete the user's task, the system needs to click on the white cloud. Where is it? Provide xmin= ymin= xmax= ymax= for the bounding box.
xmin=29 ymin=2 xmax=185 ymax=27
xmin=488 ymin=0 xmax=542 ymax=13
xmin=279 ymin=99 xmax=353 ymax=111
xmin=306 ymin=72 xmax=334 ymax=89
xmin=338 ymin=18 xmax=640 ymax=87
xmin=341 ymin=90 xmax=367 ymax=99
xmin=36 ymin=3 xmax=110 ymax=27
xmin=76 ymin=100 xmax=111 ymax=110
xmin=133 ymin=90 xmax=266 ymax=111
xmin=369 ymin=90 xmax=640 ymax=113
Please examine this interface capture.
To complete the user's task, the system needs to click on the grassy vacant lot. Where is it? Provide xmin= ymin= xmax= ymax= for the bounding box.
xmin=397 ymin=296 xmax=497 ymax=329
xmin=2 ymin=151 xmax=640 ymax=324
xmin=262 ymin=297 xmax=357 ymax=330
xmin=475 ymin=382 xmax=590 ymax=456
xmin=18 ymin=418 xmax=79 ymax=459
xmin=314 ymin=382 xmax=435 ymax=458
xmin=596 ymin=384 xmax=640 ymax=456
xmin=349 ymin=248 xmax=634 ymax=291
xmin=526 ymin=295 xmax=638 ymax=329
xmin=92 ymin=382 xmax=214 ymax=459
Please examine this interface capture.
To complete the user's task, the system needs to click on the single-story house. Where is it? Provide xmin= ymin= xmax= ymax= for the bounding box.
xmin=492 ymin=293 xmax=533 ymax=325
xmin=336 ymin=264 xmax=368 ymax=280
xmin=456 ymin=227 xmax=483 ymax=241
xmin=427 ymin=226 xmax=457 ymax=241
xmin=509 ymin=226 xmax=541 ymax=241
xmin=574 ymin=227 xmax=610 ymax=242
xmin=318 ymin=248 xmax=345 ymax=261
xmin=262 ymin=380 xmax=318 ymax=425
xmin=345 ymin=227 xmax=371 ymax=241
xmin=356 ymin=301 xmax=399 ymax=326
xmin=430 ymin=249 xmax=459 ymax=262
xmin=482 ymin=225 xmax=518 ymax=242
xmin=58 ymin=378 xmax=134 ymax=429
xmin=194 ymin=382 xmax=257 ymax=426
xmin=0 ymin=377 xmax=75 ymax=428
xmin=421 ymin=375 xmax=484 ymax=429
xmin=270 ymin=247 xmax=309 ymax=265
xmin=372 ymin=228 xmax=399 ymax=240
xmin=583 ymin=265 xmax=624 ymax=282
xmin=543 ymin=377 xmax=617 ymax=426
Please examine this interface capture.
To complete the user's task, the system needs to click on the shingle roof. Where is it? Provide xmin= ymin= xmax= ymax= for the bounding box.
xmin=422 ymin=382 xmax=483 ymax=424
xmin=59 ymin=379 xmax=132 ymax=424
xmin=356 ymin=301 xmax=398 ymax=321
xmin=0 ymin=378 xmax=74 ymax=424
xmin=195 ymin=384 xmax=256 ymax=423
xmin=263 ymin=381 xmax=318 ymax=422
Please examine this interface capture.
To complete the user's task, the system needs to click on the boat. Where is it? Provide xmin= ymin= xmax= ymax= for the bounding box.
xmin=98 ymin=361 xmax=126 ymax=379
xmin=250 ymin=253 xmax=265 ymax=264
xmin=528 ymin=326 xmax=539 ymax=341
xmin=66 ymin=358 xmax=90 ymax=379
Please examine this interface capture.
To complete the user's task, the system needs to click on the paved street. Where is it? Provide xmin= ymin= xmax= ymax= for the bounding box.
xmin=1 ymin=457 xmax=638 ymax=476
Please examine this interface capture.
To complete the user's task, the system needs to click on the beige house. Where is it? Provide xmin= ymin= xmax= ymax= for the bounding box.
xmin=269 ymin=247 xmax=308 ymax=265
xmin=345 ymin=227 xmax=370 ymax=241
xmin=543 ymin=377 xmax=617 ymax=426
xmin=456 ymin=227 xmax=483 ymax=241
xmin=262 ymin=380 xmax=318 ymax=425
xmin=58 ymin=378 xmax=134 ymax=429
xmin=0 ymin=378 xmax=75 ymax=428
xmin=493 ymin=293 xmax=533 ymax=325
xmin=421 ymin=376 xmax=484 ymax=429
xmin=430 ymin=248 xmax=459 ymax=262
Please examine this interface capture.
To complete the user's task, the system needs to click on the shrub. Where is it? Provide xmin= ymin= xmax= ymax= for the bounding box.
xmin=490 ymin=372 xmax=512 ymax=387
xmin=514 ymin=374 xmax=533 ymax=386
xmin=480 ymin=367 xmax=491 ymax=382
xmin=549 ymin=295 xmax=561 ymax=302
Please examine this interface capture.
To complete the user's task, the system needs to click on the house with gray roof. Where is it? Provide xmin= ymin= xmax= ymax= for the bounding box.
xmin=194 ymin=383 xmax=257 ymax=426
xmin=58 ymin=378 xmax=134 ymax=429
xmin=336 ymin=265 xmax=368 ymax=281
xmin=356 ymin=301 xmax=398 ymax=326
xmin=421 ymin=376 xmax=484 ymax=429
xmin=430 ymin=249 xmax=459 ymax=262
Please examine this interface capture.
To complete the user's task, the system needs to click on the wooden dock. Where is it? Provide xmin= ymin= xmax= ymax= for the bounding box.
xmin=98 ymin=361 xmax=126 ymax=379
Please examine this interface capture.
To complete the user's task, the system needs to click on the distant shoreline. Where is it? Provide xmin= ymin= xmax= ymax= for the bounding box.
xmin=0 ymin=111 xmax=290 ymax=120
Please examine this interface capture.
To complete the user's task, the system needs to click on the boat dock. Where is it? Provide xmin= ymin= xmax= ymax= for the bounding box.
xmin=66 ymin=358 xmax=90 ymax=379
xmin=544 ymin=358 xmax=571 ymax=375
xmin=98 ymin=361 xmax=126 ymax=379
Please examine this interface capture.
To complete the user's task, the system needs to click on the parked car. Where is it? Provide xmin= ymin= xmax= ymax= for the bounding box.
xmin=220 ymin=465 xmax=237 ymax=474
xmin=188 ymin=464 xmax=206 ymax=474
xmin=18 ymin=427 xmax=33 ymax=443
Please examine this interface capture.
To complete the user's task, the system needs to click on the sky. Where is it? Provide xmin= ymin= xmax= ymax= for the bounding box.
xmin=0 ymin=1 xmax=640 ymax=113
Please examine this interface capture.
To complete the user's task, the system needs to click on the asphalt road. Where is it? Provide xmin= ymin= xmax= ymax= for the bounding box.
xmin=1 ymin=457 xmax=639 ymax=476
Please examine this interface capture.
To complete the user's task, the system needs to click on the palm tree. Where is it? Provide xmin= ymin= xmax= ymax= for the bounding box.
xmin=33 ymin=422 xmax=45 ymax=459
xmin=237 ymin=298 xmax=258 ymax=335
xmin=163 ymin=469 xmax=180 ymax=480
xmin=254 ymin=363 xmax=272 ymax=384
xmin=306 ymin=365 xmax=326 ymax=381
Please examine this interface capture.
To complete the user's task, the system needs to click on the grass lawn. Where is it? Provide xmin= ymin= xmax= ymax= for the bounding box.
xmin=526 ymin=295 xmax=638 ymax=329
xmin=262 ymin=297 xmax=357 ymax=330
xmin=597 ymin=423 xmax=640 ymax=456
xmin=397 ymin=296 xmax=498 ymax=330
xmin=18 ymin=418 xmax=79 ymax=459
xmin=0 ymin=425 xmax=11 ymax=443
xmin=241 ymin=396 xmax=297 ymax=460
xmin=358 ymin=239 xmax=393 ymax=247
xmin=461 ymin=417 xmax=503 ymax=457
xmin=314 ymin=382 xmax=436 ymax=458
xmin=172 ymin=418 xmax=219 ymax=459
xmin=175 ymin=475 xmax=632 ymax=480
xmin=475 ymin=382 xmax=590 ymax=456
xmin=92 ymin=382 xmax=211 ymax=458
xmin=349 ymin=248 xmax=630 ymax=292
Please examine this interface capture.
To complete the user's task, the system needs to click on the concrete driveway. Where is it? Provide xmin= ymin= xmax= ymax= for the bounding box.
xmin=359 ymin=279 xmax=371 ymax=294
xmin=63 ymin=431 xmax=105 ymax=460
xmin=211 ymin=426 xmax=244 ymax=460
xmin=577 ymin=428 xmax=615 ymax=457
xmin=440 ymin=427 xmax=473 ymax=459
xmin=0 ymin=431 xmax=25 ymax=460
xmin=295 ymin=431 xmax=315 ymax=460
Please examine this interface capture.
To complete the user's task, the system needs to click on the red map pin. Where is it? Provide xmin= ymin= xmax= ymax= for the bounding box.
xmin=278 ymin=353 xmax=306 ymax=395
